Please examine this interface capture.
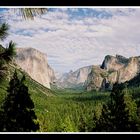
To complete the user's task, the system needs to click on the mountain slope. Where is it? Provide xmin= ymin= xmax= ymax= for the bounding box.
xmin=7 ymin=62 xmax=54 ymax=96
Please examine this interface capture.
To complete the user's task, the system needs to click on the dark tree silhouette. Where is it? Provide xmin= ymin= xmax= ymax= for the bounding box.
xmin=1 ymin=71 xmax=39 ymax=132
xmin=93 ymin=83 xmax=138 ymax=132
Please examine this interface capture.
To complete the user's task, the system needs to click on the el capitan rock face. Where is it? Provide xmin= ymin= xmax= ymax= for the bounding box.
xmin=15 ymin=48 xmax=55 ymax=89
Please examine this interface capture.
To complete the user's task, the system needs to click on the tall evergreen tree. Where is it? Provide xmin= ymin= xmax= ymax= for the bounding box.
xmin=93 ymin=83 xmax=138 ymax=132
xmin=1 ymin=71 xmax=39 ymax=132
xmin=0 ymin=41 xmax=16 ymax=62
xmin=0 ymin=22 xmax=16 ymax=81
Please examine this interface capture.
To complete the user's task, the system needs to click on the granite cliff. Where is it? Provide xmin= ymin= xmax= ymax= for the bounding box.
xmin=15 ymin=48 xmax=55 ymax=89
xmin=86 ymin=55 xmax=140 ymax=91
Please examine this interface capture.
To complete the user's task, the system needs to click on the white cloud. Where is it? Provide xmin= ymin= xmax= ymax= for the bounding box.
xmin=2 ymin=8 xmax=140 ymax=73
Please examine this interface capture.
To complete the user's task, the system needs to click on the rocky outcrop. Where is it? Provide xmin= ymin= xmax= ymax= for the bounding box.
xmin=86 ymin=66 xmax=108 ymax=91
xmin=100 ymin=55 xmax=128 ymax=71
xmin=86 ymin=55 xmax=140 ymax=91
xmin=15 ymin=47 xmax=55 ymax=89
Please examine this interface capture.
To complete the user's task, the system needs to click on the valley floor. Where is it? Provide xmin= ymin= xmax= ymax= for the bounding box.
xmin=33 ymin=89 xmax=109 ymax=132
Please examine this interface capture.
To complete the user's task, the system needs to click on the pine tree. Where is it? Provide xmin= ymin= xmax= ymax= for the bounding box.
xmin=93 ymin=83 xmax=138 ymax=132
xmin=0 ymin=23 xmax=16 ymax=81
xmin=1 ymin=71 xmax=39 ymax=132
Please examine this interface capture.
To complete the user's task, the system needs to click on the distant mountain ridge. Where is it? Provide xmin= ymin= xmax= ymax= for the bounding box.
xmin=56 ymin=66 xmax=92 ymax=89
xmin=15 ymin=47 xmax=56 ymax=89
xmin=55 ymin=54 xmax=140 ymax=91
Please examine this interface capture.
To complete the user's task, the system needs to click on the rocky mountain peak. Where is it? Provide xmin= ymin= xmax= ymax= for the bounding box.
xmin=100 ymin=54 xmax=128 ymax=71
xmin=86 ymin=55 xmax=140 ymax=91
xmin=15 ymin=47 xmax=55 ymax=89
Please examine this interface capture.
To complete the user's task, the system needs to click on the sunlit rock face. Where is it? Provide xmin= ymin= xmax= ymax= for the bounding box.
xmin=15 ymin=48 xmax=55 ymax=89
xmin=100 ymin=55 xmax=129 ymax=71
xmin=86 ymin=55 xmax=140 ymax=91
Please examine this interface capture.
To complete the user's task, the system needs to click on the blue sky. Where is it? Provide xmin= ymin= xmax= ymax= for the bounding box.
xmin=1 ymin=8 xmax=140 ymax=73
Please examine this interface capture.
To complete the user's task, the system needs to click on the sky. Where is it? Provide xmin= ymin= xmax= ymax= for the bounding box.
xmin=1 ymin=8 xmax=140 ymax=73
